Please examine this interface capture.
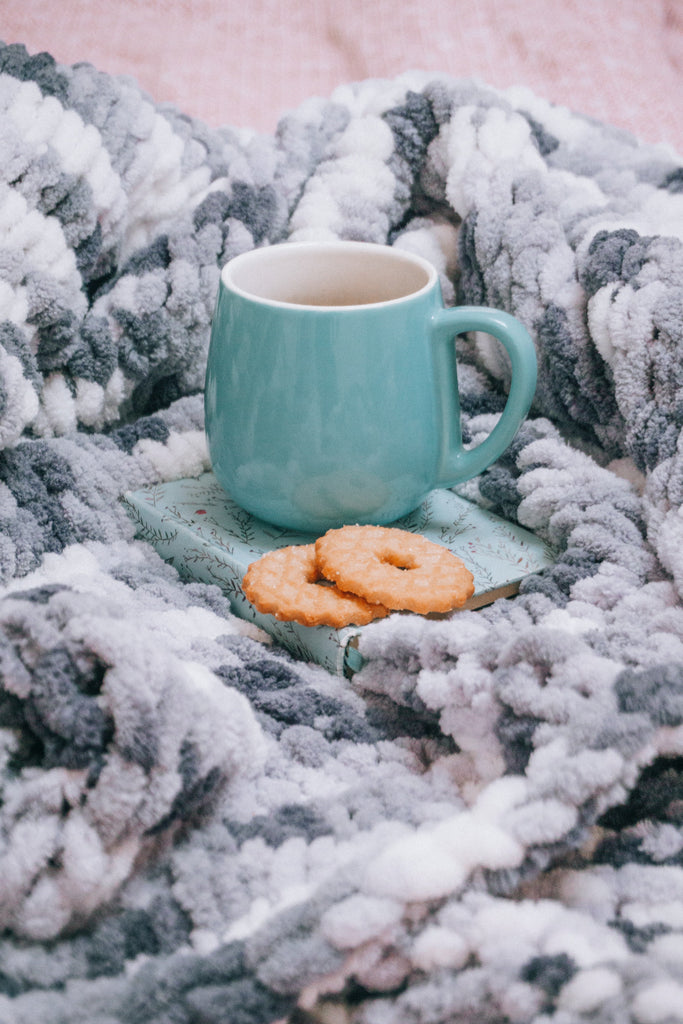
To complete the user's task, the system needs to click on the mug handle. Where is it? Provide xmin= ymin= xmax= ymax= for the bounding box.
xmin=430 ymin=306 xmax=537 ymax=487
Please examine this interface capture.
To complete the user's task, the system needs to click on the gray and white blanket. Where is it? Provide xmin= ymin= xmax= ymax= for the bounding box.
xmin=2 ymin=41 xmax=683 ymax=1024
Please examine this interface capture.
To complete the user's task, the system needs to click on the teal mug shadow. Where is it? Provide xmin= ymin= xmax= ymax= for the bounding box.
xmin=205 ymin=241 xmax=537 ymax=532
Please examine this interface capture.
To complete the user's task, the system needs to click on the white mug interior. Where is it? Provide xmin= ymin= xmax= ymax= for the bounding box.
xmin=223 ymin=241 xmax=437 ymax=308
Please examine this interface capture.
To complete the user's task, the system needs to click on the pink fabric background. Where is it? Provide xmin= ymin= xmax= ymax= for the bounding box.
xmin=3 ymin=0 xmax=683 ymax=152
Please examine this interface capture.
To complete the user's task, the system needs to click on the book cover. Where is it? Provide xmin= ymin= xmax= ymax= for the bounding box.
xmin=121 ymin=472 xmax=555 ymax=676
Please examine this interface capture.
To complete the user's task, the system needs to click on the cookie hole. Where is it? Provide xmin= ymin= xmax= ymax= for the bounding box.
xmin=307 ymin=569 xmax=340 ymax=589
xmin=383 ymin=553 xmax=418 ymax=572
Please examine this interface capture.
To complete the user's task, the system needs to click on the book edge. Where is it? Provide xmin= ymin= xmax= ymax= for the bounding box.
xmin=122 ymin=489 xmax=352 ymax=676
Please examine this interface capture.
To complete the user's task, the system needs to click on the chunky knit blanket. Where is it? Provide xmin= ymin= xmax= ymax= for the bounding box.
xmin=3 ymin=41 xmax=683 ymax=1024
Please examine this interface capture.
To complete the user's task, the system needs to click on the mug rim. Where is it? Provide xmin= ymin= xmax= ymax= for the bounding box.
xmin=220 ymin=240 xmax=439 ymax=310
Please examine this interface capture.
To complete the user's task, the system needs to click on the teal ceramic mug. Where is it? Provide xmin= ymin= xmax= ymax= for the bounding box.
xmin=205 ymin=241 xmax=537 ymax=532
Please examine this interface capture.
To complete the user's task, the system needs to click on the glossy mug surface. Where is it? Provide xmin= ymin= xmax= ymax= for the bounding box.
xmin=205 ymin=241 xmax=537 ymax=531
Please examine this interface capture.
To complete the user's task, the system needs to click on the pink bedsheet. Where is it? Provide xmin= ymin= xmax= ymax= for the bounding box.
xmin=5 ymin=0 xmax=683 ymax=152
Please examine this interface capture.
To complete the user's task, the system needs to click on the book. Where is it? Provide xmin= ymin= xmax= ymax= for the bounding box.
xmin=121 ymin=472 xmax=555 ymax=676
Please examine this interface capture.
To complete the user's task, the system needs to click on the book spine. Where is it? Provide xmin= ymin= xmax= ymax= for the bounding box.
xmin=121 ymin=492 xmax=354 ymax=676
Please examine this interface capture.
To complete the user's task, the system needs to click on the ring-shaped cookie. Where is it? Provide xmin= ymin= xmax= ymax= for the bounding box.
xmin=315 ymin=525 xmax=475 ymax=613
xmin=242 ymin=543 xmax=390 ymax=628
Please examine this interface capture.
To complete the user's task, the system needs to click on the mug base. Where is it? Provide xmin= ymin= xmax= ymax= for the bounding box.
xmin=212 ymin=459 xmax=433 ymax=533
